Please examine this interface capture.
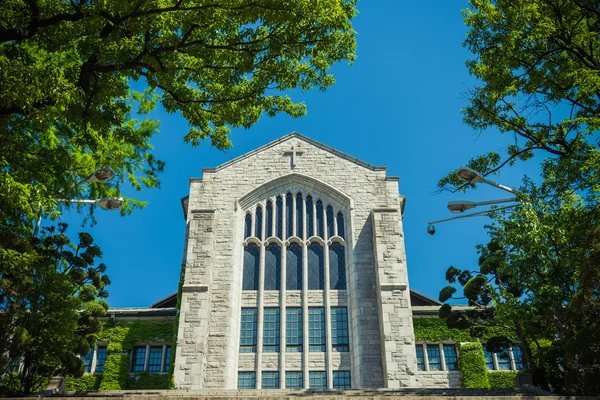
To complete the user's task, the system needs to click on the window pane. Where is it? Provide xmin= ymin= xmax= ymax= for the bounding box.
xmin=286 ymin=371 xmax=303 ymax=389
xmin=443 ymin=344 xmax=458 ymax=371
xmin=484 ymin=348 xmax=495 ymax=370
xmin=131 ymin=346 xmax=146 ymax=372
xmin=309 ymin=371 xmax=326 ymax=389
xmin=276 ymin=196 xmax=283 ymax=239
xmin=329 ymin=243 xmax=346 ymax=290
xmin=497 ymin=349 xmax=512 ymax=370
xmin=242 ymin=244 xmax=260 ymax=290
xmin=336 ymin=212 xmax=345 ymax=239
xmin=331 ymin=307 xmax=349 ymax=352
xmin=264 ymin=244 xmax=281 ymax=291
xmin=286 ymin=193 xmax=293 ymax=239
xmin=296 ymin=193 xmax=303 ymax=238
xmin=238 ymin=372 xmax=256 ymax=389
xmin=8 ymin=359 xmax=20 ymax=373
xmin=244 ymin=214 xmax=252 ymax=239
xmin=262 ymin=371 xmax=279 ymax=389
xmin=513 ymin=346 xmax=525 ymax=370
xmin=163 ymin=346 xmax=171 ymax=372
xmin=255 ymin=206 xmax=263 ymax=240
xmin=327 ymin=206 xmax=334 ymax=238
xmin=240 ymin=308 xmax=258 ymax=352
xmin=308 ymin=243 xmax=324 ymax=290
xmin=316 ymin=200 xmax=324 ymax=238
xmin=148 ymin=346 xmax=163 ymax=372
xmin=266 ymin=201 xmax=273 ymax=238
xmin=96 ymin=346 xmax=107 ymax=373
xmin=333 ymin=371 xmax=351 ymax=389
xmin=306 ymin=196 xmax=314 ymax=237
xmin=286 ymin=244 xmax=302 ymax=291
xmin=426 ymin=344 xmax=441 ymax=371
xmin=83 ymin=349 xmax=94 ymax=373
xmin=415 ymin=344 xmax=425 ymax=371
xmin=263 ymin=308 xmax=280 ymax=353
xmin=286 ymin=308 xmax=303 ymax=352
xmin=309 ymin=307 xmax=326 ymax=352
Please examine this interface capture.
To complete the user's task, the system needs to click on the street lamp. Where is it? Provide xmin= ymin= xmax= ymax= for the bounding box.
xmin=456 ymin=166 xmax=517 ymax=195
xmin=61 ymin=197 xmax=125 ymax=211
xmin=427 ymin=204 xmax=520 ymax=235
xmin=447 ymin=198 xmax=517 ymax=213
xmin=84 ymin=166 xmax=115 ymax=184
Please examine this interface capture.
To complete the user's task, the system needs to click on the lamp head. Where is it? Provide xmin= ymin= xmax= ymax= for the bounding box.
xmin=456 ymin=166 xmax=484 ymax=184
xmin=447 ymin=200 xmax=477 ymax=214
xmin=86 ymin=166 xmax=115 ymax=183
xmin=95 ymin=197 xmax=124 ymax=210
xmin=427 ymin=224 xmax=436 ymax=235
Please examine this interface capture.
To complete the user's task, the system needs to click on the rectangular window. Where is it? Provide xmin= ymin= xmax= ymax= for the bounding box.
xmin=513 ymin=346 xmax=525 ymax=370
xmin=443 ymin=344 xmax=458 ymax=371
xmin=240 ymin=308 xmax=258 ymax=353
xmin=484 ymin=348 xmax=495 ymax=370
xmin=148 ymin=346 xmax=163 ymax=372
xmin=163 ymin=346 xmax=172 ymax=372
xmin=308 ymin=307 xmax=326 ymax=352
xmin=497 ymin=349 xmax=512 ymax=370
xmin=333 ymin=371 xmax=351 ymax=389
xmin=262 ymin=371 xmax=279 ymax=389
xmin=415 ymin=344 xmax=425 ymax=371
xmin=83 ymin=349 xmax=94 ymax=373
xmin=331 ymin=307 xmax=349 ymax=352
xmin=238 ymin=372 xmax=256 ymax=389
xmin=426 ymin=344 xmax=442 ymax=371
xmin=95 ymin=346 xmax=107 ymax=373
xmin=286 ymin=371 xmax=303 ymax=389
xmin=263 ymin=308 xmax=280 ymax=352
xmin=131 ymin=346 xmax=146 ymax=372
xmin=309 ymin=371 xmax=327 ymax=389
xmin=8 ymin=359 xmax=20 ymax=373
xmin=286 ymin=308 xmax=303 ymax=352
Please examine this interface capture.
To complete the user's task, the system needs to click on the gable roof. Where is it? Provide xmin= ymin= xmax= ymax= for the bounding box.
xmin=203 ymin=132 xmax=387 ymax=174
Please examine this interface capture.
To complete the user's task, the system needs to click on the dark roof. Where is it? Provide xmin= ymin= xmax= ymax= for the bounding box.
xmin=151 ymin=293 xmax=177 ymax=308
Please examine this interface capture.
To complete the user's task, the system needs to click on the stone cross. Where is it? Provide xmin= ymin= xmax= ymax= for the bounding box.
xmin=283 ymin=146 xmax=303 ymax=170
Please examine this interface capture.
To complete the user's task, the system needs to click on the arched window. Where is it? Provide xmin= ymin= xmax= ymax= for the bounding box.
xmin=276 ymin=196 xmax=283 ymax=239
xmin=316 ymin=200 xmax=324 ymax=238
xmin=286 ymin=243 xmax=303 ymax=291
xmin=329 ymin=243 xmax=346 ymax=290
xmin=326 ymin=206 xmax=334 ymax=239
xmin=266 ymin=200 xmax=273 ymax=238
xmin=286 ymin=193 xmax=293 ymax=239
xmin=242 ymin=244 xmax=260 ymax=290
xmin=308 ymin=243 xmax=324 ymax=290
xmin=306 ymin=196 xmax=314 ymax=237
xmin=255 ymin=206 xmax=263 ymax=240
xmin=264 ymin=244 xmax=281 ymax=290
xmin=337 ymin=212 xmax=345 ymax=239
xmin=296 ymin=193 xmax=303 ymax=238
xmin=244 ymin=214 xmax=252 ymax=239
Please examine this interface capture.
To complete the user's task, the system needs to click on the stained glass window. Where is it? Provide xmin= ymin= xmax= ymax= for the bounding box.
xmin=240 ymin=308 xmax=258 ymax=352
xmin=333 ymin=371 xmax=351 ymax=389
xmin=331 ymin=307 xmax=349 ymax=352
xmin=163 ymin=346 xmax=171 ymax=372
xmin=242 ymin=244 xmax=259 ymax=290
xmin=513 ymin=346 xmax=525 ymax=370
xmin=316 ymin=200 xmax=324 ymax=238
xmin=309 ymin=307 xmax=325 ymax=352
xmin=131 ymin=346 xmax=146 ymax=372
xmin=306 ymin=196 xmax=314 ymax=237
xmin=286 ymin=193 xmax=293 ymax=239
xmin=309 ymin=371 xmax=326 ymax=389
xmin=427 ymin=344 xmax=441 ymax=371
xmin=286 ymin=308 xmax=303 ymax=352
xmin=244 ymin=214 xmax=252 ymax=239
xmin=262 ymin=371 xmax=279 ymax=389
xmin=329 ymin=243 xmax=346 ymax=290
xmin=296 ymin=193 xmax=303 ymax=238
xmin=415 ymin=344 xmax=425 ymax=371
xmin=95 ymin=346 xmax=107 ymax=373
xmin=255 ymin=205 xmax=263 ymax=240
xmin=286 ymin=371 xmax=303 ymax=389
xmin=148 ymin=346 xmax=163 ymax=372
xmin=326 ymin=206 xmax=334 ymax=238
xmin=497 ymin=348 xmax=512 ymax=370
xmin=484 ymin=348 xmax=495 ymax=370
xmin=266 ymin=200 xmax=273 ymax=238
xmin=238 ymin=372 xmax=256 ymax=389
xmin=83 ymin=349 xmax=94 ymax=373
xmin=286 ymin=244 xmax=302 ymax=291
xmin=263 ymin=308 xmax=280 ymax=352
xmin=336 ymin=212 xmax=345 ymax=239
xmin=264 ymin=244 xmax=281 ymax=291
xmin=443 ymin=344 xmax=458 ymax=370
xmin=308 ymin=243 xmax=324 ymax=290
xmin=276 ymin=196 xmax=283 ymax=239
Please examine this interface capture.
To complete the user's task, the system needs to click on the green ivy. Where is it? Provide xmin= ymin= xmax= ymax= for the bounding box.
xmin=488 ymin=371 xmax=518 ymax=388
xmin=65 ymin=374 xmax=101 ymax=392
xmin=413 ymin=317 xmax=514 ymax=342
xmin=458 ymin=342 xmax=490 ymax=388
xmin=126 ymin=372 xmax=171 ymax=389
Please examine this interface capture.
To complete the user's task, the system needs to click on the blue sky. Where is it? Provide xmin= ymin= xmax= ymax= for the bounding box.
xmin=57 ymin=2 xmax=534 ymax=307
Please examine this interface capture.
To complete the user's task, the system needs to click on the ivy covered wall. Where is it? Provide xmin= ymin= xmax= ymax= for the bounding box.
xmin=65 ymin=319 xmax=176 ymax=392
xmin=413 ymin=316 xmax=520 ymax=389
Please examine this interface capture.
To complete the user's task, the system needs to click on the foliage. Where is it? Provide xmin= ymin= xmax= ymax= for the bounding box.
xmin=0 ymin=224 xmax=109 ymax=395
xmin=0 ymin=0 xmax=357 ymax=236
xmin=126 ymin=372 xmax=170 ymax=390
xmin=97 ymin=355 xmax=129 ymax=391
xmin=413 ymin=317 xmax=513 ymax=343
xmin=458 ymin=342 xmax=490 ymax=389
xmin=488 ymin=371 xmax=518 ymax=389
xmin=65 ymin=374 xmax=102 ymax=392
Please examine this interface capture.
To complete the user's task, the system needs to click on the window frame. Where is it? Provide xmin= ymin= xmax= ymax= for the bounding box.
xmin=129 ymin=344 xmax=172 ymax=374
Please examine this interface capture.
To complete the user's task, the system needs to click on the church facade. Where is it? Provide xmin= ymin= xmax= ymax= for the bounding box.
xmin=175 ymin=132 xmax=421 ymax=390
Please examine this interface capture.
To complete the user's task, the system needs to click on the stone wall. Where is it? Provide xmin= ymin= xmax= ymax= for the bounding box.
xmin=417 ymin=371 xmax=461 ymax=388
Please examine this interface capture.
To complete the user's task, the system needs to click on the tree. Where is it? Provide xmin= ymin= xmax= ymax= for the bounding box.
xmin=0 ymin=223 xmax=110 ymax=395
xmin=0 ymin=0 xmax=357 ymax=233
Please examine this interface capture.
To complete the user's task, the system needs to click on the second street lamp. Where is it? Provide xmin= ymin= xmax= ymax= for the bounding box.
xmin=447 ymin=198 xmax=518 ymax=213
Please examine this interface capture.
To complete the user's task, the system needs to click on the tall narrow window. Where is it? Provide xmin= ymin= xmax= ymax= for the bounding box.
xmin=326 ymin=206 xmax=334 ymax=238
xmin=331 ymin=307 xmax=349 ymax=352
xmin=238 ymin=372 xmax=256 ymax=389
xmin=308 ymin=307 xmax=325 ymax=352
xmin=96 ymin=346 xmax=107 ymax=373
xmin=306 ymin=196 xmax=314 ymax=237
xmin=240 ymin=308 xmax=258 ymax=353
xmin=255 ymin=205 xmax=263 ymax=240
xmin=415 ymin=344 xmax=425 ymax=371
xmin=276 ymin=196 xmax=283 ymax=239
xmin=513 ymin=346 xmax=525 ymax=370
xmin=83 ymin=349 xmax=94 ymax=373
xmin=309 ymin=371 xmax=326 ymax=389
xmin=497 ymin=349 xmax=512 ymax=370
xmin=443 ymin=344 xmax=458 ymax=370
xmin=426 ymin=344 xmax=441 ymax=370
xmin=266 ymin=200 xmax=273 ymax=238
xmin=242 ymin=244 xmax=260 ymax=290
xmin=308 ymin=243 xmax=324 ymax=290
xmin=163 ymin=346 xmax=171 ymax=372
xmin=333 ymin=371 xmax=351 ymax=389
xmin=296 ymin=193 xmax=303 ymax=238
xmin=336 ymin=212 xmax=345 ymax=239
xmin=286 ymin=193 xmax=293 ymax=238
xmin=131 ymin=346 xmax=146 ymax=372
xmin=244 ymin=214 xmax=252 ymax=239
xmin=484 ymin=348 xmax=495 ymax=370
xmin=264 ymin=244 xmax=281 ymax=291
xmin=329 ymin=243 xmax=346 ymax=290
xmin=316 ymin=200 xmax=324 ymax=238
xmin=262 ymin=371 xmax=280 ymax=389
xmin=286 ymin=243 xmax=302 ymax=291
xmin=286 ymin=372 xmax=303 ymax=389
xmin=286 ymin=308 xmax=303 ymax=352
xmin=263 ymin=308 xmax=280 ymax=352
xmin=148 ymin=346 xmax=163 ymax=372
